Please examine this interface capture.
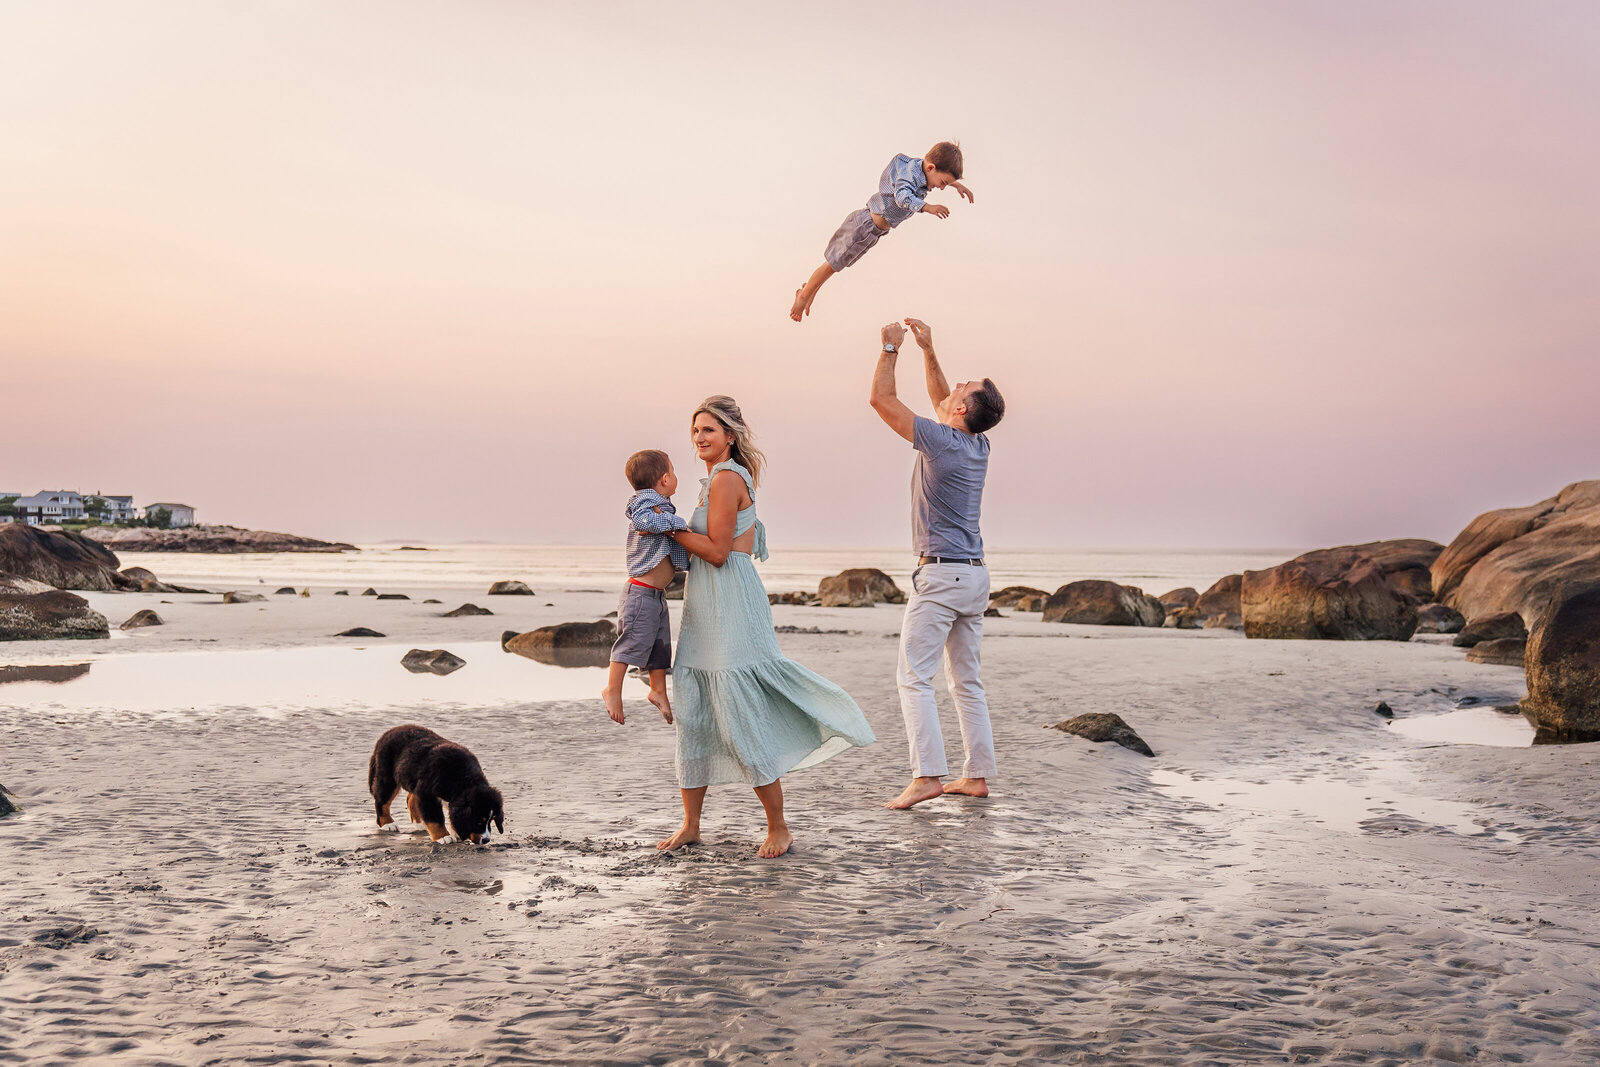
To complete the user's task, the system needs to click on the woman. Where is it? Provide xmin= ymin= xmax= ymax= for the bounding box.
xmin=663 ymin=395 xmax=875 ymax=858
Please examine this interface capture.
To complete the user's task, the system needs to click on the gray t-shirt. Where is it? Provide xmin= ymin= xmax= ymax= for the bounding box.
xmin=911 ymin=415 xmax=989 ymax=557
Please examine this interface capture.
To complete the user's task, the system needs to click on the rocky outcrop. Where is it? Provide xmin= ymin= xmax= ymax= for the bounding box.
xmin=83 ymin=525 xmax=356 ymax=553
xmin=222 ymin=591 xmax=267 ymax=604
xmin=1452 ymin=611 xmax=1525 ymax=649
xmin=1432 ymin=481 xmax=1600 ymax=630
xmin=1466 ymin=638 xmax=1526 ymax=666
xmin=1415 ymin=604 xmax=1465 ymax=634
xmin=119 ymin=609 xmax=164 ymax=630
xmin=400 ymin=648 xmax=466 ymax=675
xmin=1195 ymin=575 xmax=1242 ymax=630
xmin=1523 ymin=585 xmax=1600 ymax=735
xmin=1345 ymin=539 xmax=1444 ymax=602
xmin=0 ymin=574 xmax=110 ymax=640
xmin=819 ymin=569 xmax=905 ymax=608
xmin=991 ymin=585 xmax=1049 ymax=609
xmin=1042 ymin=581 xmax=1164 ymax=627
xmin=488 ymin=580 xmax=535 ymax=596
xmin=0 ymin=525 xmax=133 ymax=591
xmin=1241 ymin=547 xmax=1418 ymax=640
xmin=1048 ymin=713 xmax=1154 ymax=757
xmin=442 ymin=603 xmax=494 ymax=617
xmin=336 ymin=627 xmax=385 ymax=638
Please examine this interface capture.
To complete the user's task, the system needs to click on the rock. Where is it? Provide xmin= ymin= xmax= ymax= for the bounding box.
xmin=1373 ymin=701 xmax=1394 ymax=718
xmin=990 ymin=585 xmax=1049 ymax=609
xmin=119 ymin=609 xmax=164 ymax=630
xmin=334 ymin=590 xmax=349 ymax=596
xmin=1014 ymin=594 xmax=1047 ymax=612
xmin=1452 ymin=611 xmax=1526 ymax=648
xmin=0 ymin=574 xmax=110 ymax=640
xmin=222 ymin=591 xmax=267 ymax=604
xmin=818 ymin=568 xmax=905 ymax=608
xmin=361 ymin=588 xmax=377 ymax=596
xmin=983 ymin=607 xmax=1002 ymax=618
xmin=421 ymin=599 xmax=440 ymax=604
xmin=0 ymin=782 xmax=15 ymax=818
xmin=1415 ymin=603 xmax=1466 ymax=634
xmin=0 ymin=524 xmax=133 ymax=591
xmin=274 ymin=586 xmax=297 ymax=595
xmin=1194 ymin=575 xmax=1242 ymax=629
xmin=1342 ymin=539 xmax=1444 ymax=602
xmin=336 ymin=627 xmax=385 ymax=638
xmin=376 ymin=593 xmax=410 ymax=600
xmin=82 ymin=524 xmax=357 ymax=553
xmin=768 ymin=591 xmax=814 ymax=606
xmin=442 ymin=603 xmax=494 ymax=617
xmin=663 ymin=573 xmax=686 ymax=601
xmin=1465 ymin=637 xmax=1526 ymax=666
xmin=1164 ymin=607 xmax=1203 ymax=629
xmin=1241 ymin=547 xmax=1418 ymax=640
xmin=1158 ymin=587 xmax=1200 ymax=611
xmin=400 ymin=648 xmax=466 ymax=675
xmin=1523 ymin=584 xmax=1600 ymax=735
xmin=117 ymin=566 xmax=208 ymax=594
xmin=1432 ymin=481 xmax=1600 ymax=630
xmin=488 ymin=580 xmax=535 ymax=596
xmin=1041 ymin=580 xmax=1164 ymax=627
xmin=1048 ymin=713 xmax=1155 ymax=757
xmin=502 ymin=621 xmax=616 ymax=668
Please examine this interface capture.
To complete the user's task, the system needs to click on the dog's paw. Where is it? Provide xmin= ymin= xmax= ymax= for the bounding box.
xmin=378 ymin=823 xmax=399 ymax=833
xmin=437 ymin=834 xmax=459 ymax=845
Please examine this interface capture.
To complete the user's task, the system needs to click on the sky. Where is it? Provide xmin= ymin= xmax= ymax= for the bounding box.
xmin=4 ymin=1 xmax=1597 ymax=548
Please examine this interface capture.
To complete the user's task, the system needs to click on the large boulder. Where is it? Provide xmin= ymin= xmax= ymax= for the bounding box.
xmin=1432 ymin=481 xmax=1600 ymax=630
xmin=1465 ymin=637 xmax=1526 ymax=666
xmin=1241 ymin=547 xmax=1418 ymax=640
xmin=0 ymin=525 xmax=132 ymax=591
xmin=1042 ymin=580 xmax=1164 ymax=627
xmin=818 ymin=568 xmax=904 ymax=608
xmin=1523 ymin=585 xmax=1600 ymax=735
xmin=488 ymin=580 xmax=535 ymax=596
xmin=1194 ymin=575 xmax=1242 ymax=630
xmin=502 ymin=621 xmax=616 ymax=668
xmin=990 ymin=585 xmax=1049 ymax=609
xmin=1345 ymin=539 xmax=1444 ymax=602
xmin=1452 ymin=611 xmax=1526 ymax=649
xmin=1164 ymin=607 xmax=1203 ymax=629
xmin=1415 ymin=603 xmax=1466 ymax=634
xmin=1158 ymin=587 xmax=1199 ymax=611
xmin=0 ymin=574 xmax=110 ymax=640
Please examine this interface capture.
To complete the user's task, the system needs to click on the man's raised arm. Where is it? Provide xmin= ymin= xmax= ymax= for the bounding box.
xmin=869 ymin=321 xmax=917 ymax=443
xmin=904 ymin=318 xmax=950 ymax=411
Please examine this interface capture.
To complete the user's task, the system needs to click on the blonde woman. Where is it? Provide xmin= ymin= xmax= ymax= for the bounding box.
xmin=664 ymin=395 xmax=875 ymax=858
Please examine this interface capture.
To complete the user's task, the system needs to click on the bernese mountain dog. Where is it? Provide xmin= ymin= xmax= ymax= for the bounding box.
xmin=369 ymin=724 xmax=504 ymax=844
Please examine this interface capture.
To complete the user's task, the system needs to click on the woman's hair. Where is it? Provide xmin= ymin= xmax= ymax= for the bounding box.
xmin=692 ymin=394 xmax=766 ymax=488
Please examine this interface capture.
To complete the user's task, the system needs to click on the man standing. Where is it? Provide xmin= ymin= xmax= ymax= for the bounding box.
xmin=870 ymin=317 xmax=1006 ymax=810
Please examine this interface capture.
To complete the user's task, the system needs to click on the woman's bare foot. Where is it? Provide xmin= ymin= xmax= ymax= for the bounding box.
xmin=656 ymin=824 xmax=700 ymax=851
xmin=757 ymin=826 xmax=793 ymax=858
xmin=601 ymin=687 xmax=624 ymax=725
xmin=647 ymin=688 xmax=673 ymax=724
xmin=943 ymin=777 xmax=989 ymax=797
xmin=883 ymin=777 xmax=946 ymax=810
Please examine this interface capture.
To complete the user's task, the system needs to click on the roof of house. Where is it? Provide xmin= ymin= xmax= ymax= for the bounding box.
xmin=13 ymin=491 xmax=83 ymax=507
xmin=146 ymin=502 xmax=196 ymax=509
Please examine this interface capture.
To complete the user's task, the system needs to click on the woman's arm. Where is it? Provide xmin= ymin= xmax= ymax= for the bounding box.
xmin=671 ymin=470 xmax=745 ymax=567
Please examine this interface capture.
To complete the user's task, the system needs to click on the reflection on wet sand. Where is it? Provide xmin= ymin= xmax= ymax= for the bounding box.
xmin=0 ymin=663 xmax=92 ymax=686
xmin=504 ymin=644 xmax=612 ymax=669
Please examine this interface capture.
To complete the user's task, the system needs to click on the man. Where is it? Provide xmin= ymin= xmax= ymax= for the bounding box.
xmin=869 ymin=317 xmax=1006 ymax=810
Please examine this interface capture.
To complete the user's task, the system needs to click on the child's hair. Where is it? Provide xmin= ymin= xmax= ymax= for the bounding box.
xmin=925 ymin=141 xmax=963 ymax=179
xmin=692 ymin=395 xmax=766 ymax=488
xmin=625 ymin=449 xmax=673 ymax=490
xmin=964 ymin=379 xmax=1005 ymax=434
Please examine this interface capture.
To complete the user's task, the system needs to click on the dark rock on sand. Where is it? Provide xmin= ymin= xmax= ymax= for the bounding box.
xmin=502 ymin=621 xmax=616 ymax=668
xmin=222 ymin=591 xmax=267 ymax=604
xmin=334 ymin=590 xmax=349 ymax=596
xmin=488 ymin=580 xmax=535 ymax=596
xmin=1373 ymin=701 xmax=1395 ymax=718
xmin=1048 ymin=712 xmax=1155 ymax=757
xmin=1042 ymin=580 xmax=1164 ymax=627
xmin=0 ymin=524 xmax=133 ymax=591
xmin=118 ymin=566 xmax=208 ymax=595
xmin=1523 ymin=584 xmax=1600 ymax=735
xmin=1195 ymin=575 xmax=1243 ymax=629
xmin=0 ymin=574 xmax=110 ymax=640
xmin=442 ymin=603 xmax=494 ymax=617
xmin=663 ymin=572 xmax=686 ymax=601
xmin=990 ymin=585 xmax=1049 ymax=609
xmin=274 ymin=586 xmax=297 ymax=595
xmin=1164 ymin=607 xmax=1203 ymax=629
xmin=119 ymin=609 xmax=164 ymax=630
xmin=1241 ymin=547 xmax=1418 ymax=640
xmin=0 ymin=782 xmax=15 ymax=818
xmin=1159 ymin=587 xmax=1200 ymax=611
xmin=819 ymin=568 xmax=905 ymax=608
xmin=400 ymin=648 xmax=466 ymax=675
xmin=1416 ymin=603 xmax=1466 ymax=634
xmin=1015 ymin=593 xmax=1048 ymax=612
xmin=1453 ymin=611 xmax=1526 ymax=648
xmin=984 ymin=607 xmax=1002 ymax=618
xmin=361 ymin=588 xmax=377 ymax=596
xmin=376 ymin=593 xmax=410 ymax=600
xmin=336 ymin=627 xmax=385 ymax=638
xmin=422 ymin=599 xmax=441 ymax=604
xmin=1466 ymin=637 xmax=1527 ymax=667
xmin=1432 ymin=480 xmax=1600 ymax=630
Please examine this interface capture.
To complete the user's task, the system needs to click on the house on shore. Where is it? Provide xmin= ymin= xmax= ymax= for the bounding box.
xmin=143 ymin=502 xmax=197 ymax=528
xmin=13 ymin=490 xmax=86 ymax=526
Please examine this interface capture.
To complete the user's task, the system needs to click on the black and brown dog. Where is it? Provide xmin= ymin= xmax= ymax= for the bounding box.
xmin=369 ymin=724 xmax=504 ymax=844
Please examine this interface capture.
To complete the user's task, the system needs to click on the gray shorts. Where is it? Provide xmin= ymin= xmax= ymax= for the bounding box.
xmin=824 ymin=209 xmax=889 ymax=271
xmin=611 ymin=582 xmax=672 ymax=671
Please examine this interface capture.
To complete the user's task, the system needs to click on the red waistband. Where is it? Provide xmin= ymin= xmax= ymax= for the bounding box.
xmin=628 ymin=577 xmax=663 ymax=589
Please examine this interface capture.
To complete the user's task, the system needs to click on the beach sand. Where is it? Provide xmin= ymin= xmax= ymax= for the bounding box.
xmin=3 ymin=587 xmax=1599 ymax=1064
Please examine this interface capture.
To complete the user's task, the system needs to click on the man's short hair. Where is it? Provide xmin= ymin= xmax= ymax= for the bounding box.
xmin=625 ymin=449 xmax=672 ymax=490
xmin=925 ymin=141 xmax=963 ymax=180
xmin=964 ymin=379 xmax=1004 ymax=434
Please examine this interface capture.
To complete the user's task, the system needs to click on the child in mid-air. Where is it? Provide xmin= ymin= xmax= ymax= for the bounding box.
xmin=790 ymin=141 xmax=972 ymax=321
xmin=602 ymin=449 xmax=690 ymax=726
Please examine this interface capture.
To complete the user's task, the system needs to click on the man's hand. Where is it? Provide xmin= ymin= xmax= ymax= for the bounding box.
xmin=920 ymin=203 xmax=950 ymax=219
xmin=881 ymin=321 xmax=906 ymax=348
xmin=904 ymin=318 xmax=933 ymax=352
xmin=952 ymin=181 xmax=974 ymax=203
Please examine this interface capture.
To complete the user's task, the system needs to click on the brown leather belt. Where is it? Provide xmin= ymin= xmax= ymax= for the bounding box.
xmin=918 ymin=556 xmax=985 ymax=566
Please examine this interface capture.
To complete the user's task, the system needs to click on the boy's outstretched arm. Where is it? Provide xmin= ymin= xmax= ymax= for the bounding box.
xmin=869 ymin=322 xmax=916 ymax=443
xmin=951 ymin=181 xmax=974 ymax=203
xmin=628 ymin=500 xmax=688 ymax=534
xmin=904 ymin=318 xmax=951 ymax=410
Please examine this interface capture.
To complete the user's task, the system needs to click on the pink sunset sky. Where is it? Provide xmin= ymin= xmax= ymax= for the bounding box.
xmin=4 ymin=2 xmax=1597 ymax=548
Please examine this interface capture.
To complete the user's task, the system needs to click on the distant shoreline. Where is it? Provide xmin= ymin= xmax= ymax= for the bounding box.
xmin=81 ymin=524 xmax=357 ymax=554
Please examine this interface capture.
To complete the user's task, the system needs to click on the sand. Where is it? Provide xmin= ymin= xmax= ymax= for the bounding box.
xmin=3 ymin=585 xmax=1600 ymax=1065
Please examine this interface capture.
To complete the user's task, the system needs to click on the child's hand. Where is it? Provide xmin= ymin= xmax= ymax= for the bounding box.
xmin=921 ymin=203 xmax=950 ymax=219
xmin=952 ymin=182 xmax=974 ymax=203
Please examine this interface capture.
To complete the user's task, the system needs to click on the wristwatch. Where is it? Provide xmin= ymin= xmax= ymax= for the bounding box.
xmin=883 ymin=342 xmax=897 ymax=354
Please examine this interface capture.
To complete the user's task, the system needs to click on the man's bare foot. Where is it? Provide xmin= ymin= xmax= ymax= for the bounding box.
xmin=757 ymin=827 xmax=793 ymax=858
xmin=648 ymin=689 xmax=673 ymax=724
xmin=883 ymin=777 xmax=946 ymax=810
xmin=601 ymin=687 xmax=624 ymax=725
xmin=789 ymin=287 xmax=814 ymax=322
xmin=943 ymin=777 xmax=989 ymax=797
xmin=656 ymin=824 xmax=700 ymax=851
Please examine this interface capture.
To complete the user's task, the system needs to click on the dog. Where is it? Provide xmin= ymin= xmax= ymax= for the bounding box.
xmin=368 ymin=724 xmax=504 ymax=844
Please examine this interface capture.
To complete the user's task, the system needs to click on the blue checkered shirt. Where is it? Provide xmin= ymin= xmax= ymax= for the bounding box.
xmin=866 ymin=154 xmax=928 ymax=228
xmin=625 ymin=489 xmax=690 ymax=576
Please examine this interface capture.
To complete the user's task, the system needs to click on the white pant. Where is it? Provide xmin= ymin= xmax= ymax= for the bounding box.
xmin=896 ymin=562 xmax=995 ymax=779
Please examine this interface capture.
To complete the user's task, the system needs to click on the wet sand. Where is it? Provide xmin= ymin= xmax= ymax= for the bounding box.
xmin=4 ymin=589 xmax=1600 ymax=1064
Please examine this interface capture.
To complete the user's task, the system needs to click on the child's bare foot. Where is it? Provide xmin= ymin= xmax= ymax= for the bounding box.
xmin=757 ymin=827 xmax=793 ymax=858
xmin=790 ymin=287 xmax=814 ymax=322
xmin=656 ymin=824 xmax=700 ymax=851
xmin=648 ymin=688 xmax=673 ymax=723
xmin=601 ymin=687 xmax=624 ymax=725
xmin=943 ymin=777 xmax=989 ymax=797
xmin=883 ymin=776 xmax=946 ymax=809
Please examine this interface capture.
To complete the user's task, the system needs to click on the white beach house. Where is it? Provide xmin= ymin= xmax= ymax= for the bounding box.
xmin=143 ymin=502 xmax=197 ymax=528
xmin=13 ymin=490 xmax=86 ymax=526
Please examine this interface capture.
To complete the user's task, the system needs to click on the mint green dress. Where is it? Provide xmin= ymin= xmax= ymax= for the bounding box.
xmin=672 ymin=460 xmax=876 ymax=788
